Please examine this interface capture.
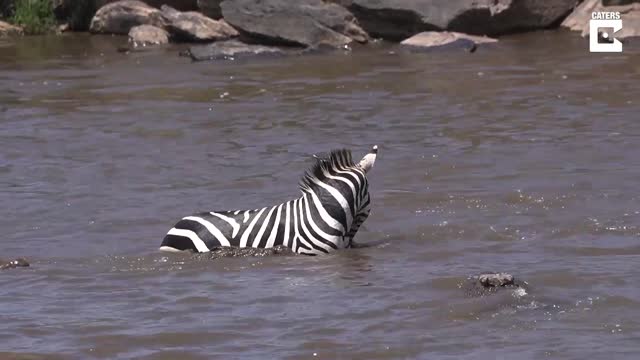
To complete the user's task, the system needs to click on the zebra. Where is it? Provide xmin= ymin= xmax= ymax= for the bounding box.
xmin=159 ymin=146 xmax=378 ymax=255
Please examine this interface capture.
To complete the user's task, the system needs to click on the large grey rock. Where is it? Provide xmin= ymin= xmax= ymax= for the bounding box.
xmin=0 ymin=20 xmax=23 ymax=37
xmin=128 ymin=24 xmax=169 ymax=47
xmin=61 ymin=0 xmax=194 ymax=32
xmin=341 ymin=0 xmax=579 ymax=40
xmin=197 ymin=0 xmax=223 ymax=19
xmin=161 ymin=4 xmax=238 ymax=42
xmin=90 ymin=0 xmax=167 ymax=35
xmin=401 ymin=31 xmax=497 ymax=51
xmin=187 ymin=39 xmax=286 ymax=61
xmin=220 ymin=0 xmax=369 ymax=48
xmin=562 ymin=0 xmax=640 ymax=39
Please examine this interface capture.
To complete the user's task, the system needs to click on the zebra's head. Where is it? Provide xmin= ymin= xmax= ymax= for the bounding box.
xmin=358 ymin=145 xmax=378 ymax=174
xmin=299 ymin=146 xmax=378 ymax=242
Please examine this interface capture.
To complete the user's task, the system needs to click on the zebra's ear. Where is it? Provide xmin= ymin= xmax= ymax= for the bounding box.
xmin=358 ymin=145 xmax=378 ymax=174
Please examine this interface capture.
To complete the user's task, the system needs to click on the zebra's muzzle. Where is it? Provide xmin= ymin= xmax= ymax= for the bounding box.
xmin=358 ymin=145 xmax=378 ymax=173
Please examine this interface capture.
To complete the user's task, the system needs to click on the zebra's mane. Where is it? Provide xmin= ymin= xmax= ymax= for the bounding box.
xmin=299 ymin=149 xmax=355 ymax=192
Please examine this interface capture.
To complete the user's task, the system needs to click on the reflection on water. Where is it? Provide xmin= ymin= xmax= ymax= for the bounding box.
xmin=1 ymin=31 xmax=639 ymax=359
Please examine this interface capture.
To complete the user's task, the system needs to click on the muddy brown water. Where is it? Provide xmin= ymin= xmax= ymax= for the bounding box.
xmin=1 ymin=32 xmax=639 ymax=359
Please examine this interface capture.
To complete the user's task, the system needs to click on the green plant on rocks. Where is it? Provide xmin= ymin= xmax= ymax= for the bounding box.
xmin=11 ymin=0 xmax=55 ymax=34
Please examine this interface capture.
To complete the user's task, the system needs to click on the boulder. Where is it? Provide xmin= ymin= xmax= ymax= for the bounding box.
xmin=0 ymin=258 xmax=29 ymax=270
xmin=477 ymin=273 xmax=515 ymax=287
xmin=562 ymin=0 xmax=640 ymax=39
xmin=161 ymin=4 xmax=238 ymax=42
xmin=128 ymin=24 xmax=169 ymax=46
xmin=89 ymin=0 xmax=167 ymax=35
xmin=187 ymin=39 xmax=286 ymax=61
xmin=57 ymin=0 xmax=198 ymax=30
xmin=220 ymin=0 xmax=369 ymax=48
xmin=97 ymin=0 xmax=198 ymax=11
xmin=401 ymin=31 xmax=497 ymax=51
xmin=341 ymin=0 xmax=579 ymax=40
xmin=462 ymin=272 xmax=528 ymax=298
xmin=197 ymin=0 xmax=223 ymax=19
xmin=0 ymin=20 xmax=23 ymax=37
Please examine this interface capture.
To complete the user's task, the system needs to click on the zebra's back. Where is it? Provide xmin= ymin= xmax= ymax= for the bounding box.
xmin=161 ymin=206 xmax=292 ymax=252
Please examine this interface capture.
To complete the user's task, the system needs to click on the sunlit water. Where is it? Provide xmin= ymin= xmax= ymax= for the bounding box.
xmin=1 ymin=32 xmax=639 ymax=359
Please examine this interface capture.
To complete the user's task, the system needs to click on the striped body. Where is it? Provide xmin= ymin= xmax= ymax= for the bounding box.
xmin=160 ymin=148 xmax=376 ymax=255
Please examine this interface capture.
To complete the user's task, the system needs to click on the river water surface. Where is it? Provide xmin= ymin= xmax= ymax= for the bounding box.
xmin=1 ymin=32 xmax=639 ymax=359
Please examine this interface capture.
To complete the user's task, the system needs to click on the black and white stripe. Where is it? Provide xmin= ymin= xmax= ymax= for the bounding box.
xmin=160 ymin=146 xmax=377 ymax=255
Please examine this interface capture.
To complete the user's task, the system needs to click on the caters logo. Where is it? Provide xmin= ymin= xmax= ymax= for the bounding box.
xmin=590 ymin=12 xmax=623 ymax=53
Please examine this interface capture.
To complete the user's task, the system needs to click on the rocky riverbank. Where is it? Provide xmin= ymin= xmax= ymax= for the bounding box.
xmin=1 ymin=0 xmax=639 ymax=57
